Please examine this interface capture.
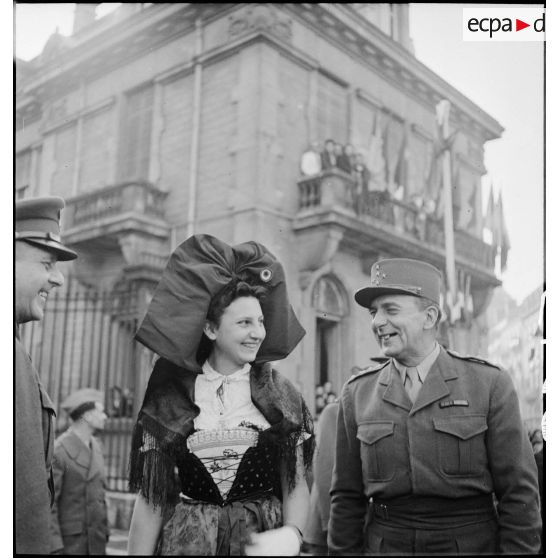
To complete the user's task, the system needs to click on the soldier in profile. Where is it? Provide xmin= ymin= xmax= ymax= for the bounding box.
xmin=15 ymin=196 xmax=77 ymax=554
xmin=51 ymin=389 xmax=110 ymax=555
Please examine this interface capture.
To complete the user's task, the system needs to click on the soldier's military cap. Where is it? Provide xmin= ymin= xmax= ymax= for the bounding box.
xmin=15 ymin=196 xmax=77 ymax=261
xmin=355 ymin=258 xmax=442 ymax=308
xmin=61 ymin=388 xmax=104 ymax=416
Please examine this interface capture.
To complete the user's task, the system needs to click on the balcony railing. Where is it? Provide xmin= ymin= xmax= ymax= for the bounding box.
xmin=297 ymin=171 xmax=496 ymax=271
xmin=65 ymin=180 xmax=167 ymax=229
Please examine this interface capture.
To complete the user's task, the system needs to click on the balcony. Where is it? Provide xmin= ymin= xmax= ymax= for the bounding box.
xmin=294 ymin=170 xmax=499 ymax=289
xmin=62 ymin=180 xmax=170 ymax=247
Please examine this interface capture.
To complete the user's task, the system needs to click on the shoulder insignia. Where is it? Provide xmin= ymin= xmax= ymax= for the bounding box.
xmin=446 ymin=349 xmax=500 ymax=369
xmin=348 ymin=360 xmax=390 ymax=383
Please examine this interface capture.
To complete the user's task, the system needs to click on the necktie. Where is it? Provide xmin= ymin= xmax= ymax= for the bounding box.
xmin=405 ymin=366 xmax=422 ymax=403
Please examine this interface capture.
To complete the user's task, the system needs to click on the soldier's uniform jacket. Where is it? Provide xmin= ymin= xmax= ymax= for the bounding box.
xmin=50 ymin=429 xmax=109 ymax=555
xmin=15 ymin=332 xmax=56 ymax=555
xmin=328 ymin=346 xmax=541 ymax=555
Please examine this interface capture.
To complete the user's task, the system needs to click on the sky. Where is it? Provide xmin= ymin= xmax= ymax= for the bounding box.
xmin=409 ymin=4 xmax=544 ymax=305
xmin=13 ymin=3 xmax=545 ymax=304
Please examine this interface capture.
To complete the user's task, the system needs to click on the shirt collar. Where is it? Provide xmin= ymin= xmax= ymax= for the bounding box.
xmin=393 ymin=342 xmax=441 ymax=384
xmin=201 ymin=360 xmax=251 ymax=382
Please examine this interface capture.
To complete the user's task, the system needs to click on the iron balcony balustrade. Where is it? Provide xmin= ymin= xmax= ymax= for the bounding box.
xmin=294 ymin=169 xmax=498 ymax=283
xmin=62 ymin=180 xmax=170 ymax=248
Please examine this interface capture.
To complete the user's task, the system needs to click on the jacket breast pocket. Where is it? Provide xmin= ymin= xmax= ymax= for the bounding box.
xmin=433 ymin=415 xmax=488 ymax=476
xmin=357 ymin=421 xmax=395 ymax=482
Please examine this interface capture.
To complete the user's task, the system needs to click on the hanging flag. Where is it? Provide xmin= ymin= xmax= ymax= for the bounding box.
xmin=367 ymin=110 xmax=386 ymax=190
xmin=495 ymin=190 xmax=511 ymax=272
xmin=393 ymin=123 xmax=410 ymax=197
xmin=463 ymin=182 xmax=477 ymax=231
xmin=381 ymin=115 xmax=391 ymax=187
xmin=483 ymin=183 xmax=496 ymax=241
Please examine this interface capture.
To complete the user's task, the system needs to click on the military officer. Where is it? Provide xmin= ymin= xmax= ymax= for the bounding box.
xmin=51 ymin=388 xmax=110 ymax=555
xmin=328 ymin=258 xmax=541 ymax=555
xmin=15 ymin=196 xmax=77 ymax=554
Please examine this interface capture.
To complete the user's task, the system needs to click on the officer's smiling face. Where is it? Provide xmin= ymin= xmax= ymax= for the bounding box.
xmin=15 ymin=242 xmax=64 ymax=324
xmin=369 ymin=294 xmax=435 ymax=365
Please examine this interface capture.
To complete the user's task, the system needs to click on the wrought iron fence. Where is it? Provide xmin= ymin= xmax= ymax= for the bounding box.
xmin=18 ymin=278 xmax=154 ymax=492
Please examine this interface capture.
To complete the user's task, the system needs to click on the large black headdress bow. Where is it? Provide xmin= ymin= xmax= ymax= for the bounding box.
xmin=135 ymin=234 xmax=305 ymax=371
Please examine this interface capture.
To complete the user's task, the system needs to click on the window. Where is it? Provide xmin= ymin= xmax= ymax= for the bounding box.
xmin=317 ymin=73 xmax=348 ymax=143
xmin=51 ymin=123 xmax=77 ymax=198
xmin=119 ymin=85 xmax=154 ymax=181
xmin=79 ymin=107 xmax=114 ymax=192
xmin=15 ymin=150 xmax=31 ymax=199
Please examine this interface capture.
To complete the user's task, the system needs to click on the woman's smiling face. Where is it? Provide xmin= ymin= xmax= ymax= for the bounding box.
xmin=204 ymin=296 xmax=266 ymax=374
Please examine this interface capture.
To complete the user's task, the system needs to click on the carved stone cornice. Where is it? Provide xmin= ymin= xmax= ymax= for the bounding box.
xmin=456 ymin=152 xmax=486 ymax=176
xmin=283 ymin=3 xmax=503 ymax=143
xmin=16 ymin=3 xmax=503 ymax=146
xmin=228 ymin=4 xmax=293 ymax=43
xmin=16 ymin=3 xmax=237 ymax=105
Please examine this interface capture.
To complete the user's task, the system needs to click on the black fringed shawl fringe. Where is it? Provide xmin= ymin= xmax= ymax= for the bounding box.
xmin=129 ymin=358 xmax=315 ymax=509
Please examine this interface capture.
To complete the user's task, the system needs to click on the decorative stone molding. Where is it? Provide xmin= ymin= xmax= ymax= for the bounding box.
xmin=285 ymin=4 xmax=502 ymax=141
xmin=295 ymin=227 xmax=345 ymax=281
xmin=228 ymin=5 xmax=293 ymax=43
xmin=118 ymin=234 xmax=168 ymax=268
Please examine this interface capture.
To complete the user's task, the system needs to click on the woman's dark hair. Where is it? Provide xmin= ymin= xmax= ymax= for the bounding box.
xmin=196 ymin=278 xmax=268 ymax=364
xmin=206 ymin=278 xmax=267 ymax=326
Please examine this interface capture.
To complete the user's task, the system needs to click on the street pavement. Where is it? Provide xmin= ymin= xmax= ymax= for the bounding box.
xmin=106 ymin=529 xmax=313 ymax=555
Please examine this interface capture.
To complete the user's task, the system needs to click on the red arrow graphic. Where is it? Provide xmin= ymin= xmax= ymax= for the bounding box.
xmin=516 ymin=19 xmax=530 ymax=31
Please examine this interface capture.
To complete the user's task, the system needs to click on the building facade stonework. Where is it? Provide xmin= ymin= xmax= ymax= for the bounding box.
xmin=16 ymin=3 xmax=504 ymax=436
xmin=484 ymin=286 xmax=544 ymax=433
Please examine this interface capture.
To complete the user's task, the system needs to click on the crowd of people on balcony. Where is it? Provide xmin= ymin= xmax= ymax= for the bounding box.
xmin=299 ymin=138 xmax=442 ymax=224
xmin=300 ymin=139 xmax=372 ymax=196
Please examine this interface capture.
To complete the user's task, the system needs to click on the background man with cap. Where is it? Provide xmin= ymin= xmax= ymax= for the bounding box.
xmin=328 ymin=258 xmax=541 ymax=555
xmin=15 ymin=197 xmax=77 ymax=554
xmin=51 ymin=389 xmax=109 ymax=555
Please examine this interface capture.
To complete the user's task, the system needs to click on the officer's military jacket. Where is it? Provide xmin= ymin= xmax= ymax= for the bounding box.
xmin=328 ymin=347 xmax=541 ymax=555
xmin=15 ymin=332 xmax=56 ymax=555
xmin=50 ymin=429 xmax=109 ymax=555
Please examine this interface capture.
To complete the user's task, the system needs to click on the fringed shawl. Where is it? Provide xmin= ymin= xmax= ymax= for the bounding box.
xmin=129 ymin=358 xmax=314 ymax=509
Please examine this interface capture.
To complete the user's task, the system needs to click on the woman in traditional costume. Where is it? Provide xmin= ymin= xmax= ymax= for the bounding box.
xmin=127 ymin=234 xmax=314 ymax=555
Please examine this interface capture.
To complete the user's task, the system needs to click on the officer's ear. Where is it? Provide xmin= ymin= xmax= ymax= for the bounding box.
xmin=423 ymin=305 xmax=440 ymax=331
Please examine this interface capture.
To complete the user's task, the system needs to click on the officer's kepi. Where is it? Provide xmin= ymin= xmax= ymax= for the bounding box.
xmin=354 ymin=258 xmax=442 ymax=308
xmin=61 ymin=388 xmax=104 ymax=416
xmin=15 ymin=196 xmax=77 ymax=261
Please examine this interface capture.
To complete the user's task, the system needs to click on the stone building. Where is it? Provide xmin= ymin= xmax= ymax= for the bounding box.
xmin=16 ymin=3 xmax=504 ymax=490
xmin=484 ymin=286 xmax=544 ymax=433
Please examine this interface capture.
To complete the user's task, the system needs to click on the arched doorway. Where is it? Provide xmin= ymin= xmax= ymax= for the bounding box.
xmin=311 ymin=275 xmax=349 ymax=413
